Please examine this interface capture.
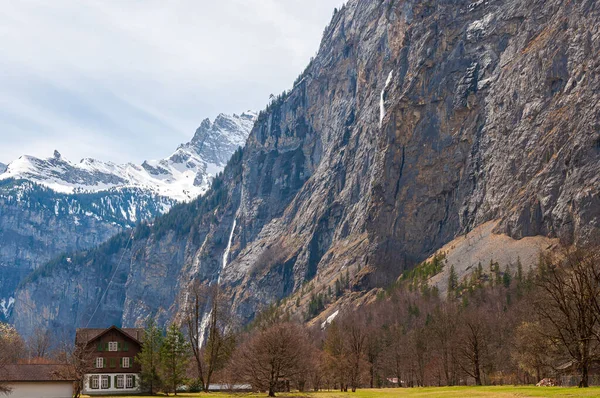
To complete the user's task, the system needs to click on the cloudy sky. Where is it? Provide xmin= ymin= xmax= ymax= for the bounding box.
xmin=0 ymin=0 xmax=344 ymax=164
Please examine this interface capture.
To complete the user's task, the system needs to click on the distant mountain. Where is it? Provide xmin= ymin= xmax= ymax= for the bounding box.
xmin=0 ymin=111 xmax=256 ymax=321
xmin=1 ymin=112 xmax=257 ymax=202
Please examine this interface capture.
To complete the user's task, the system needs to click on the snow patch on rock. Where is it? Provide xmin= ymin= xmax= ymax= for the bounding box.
xmin=321 ymin=310 xmax=339 ymax=329
xmin=0 ymin=297 xmax=15 ymax=318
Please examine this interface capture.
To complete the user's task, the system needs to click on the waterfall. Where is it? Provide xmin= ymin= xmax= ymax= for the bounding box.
xmin=217 ymin=218 xmax=237 ymax=284
xmin=200 ymin=188 xmax=242 ymax=347
xmin=198 ymin=310 xmax=211 ymax=348
xmin=380 ymin=70 xmax=394 ymax=128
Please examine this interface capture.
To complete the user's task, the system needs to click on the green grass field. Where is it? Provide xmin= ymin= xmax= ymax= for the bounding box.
xmin=81 ymin=386 xmax=600 ymax=398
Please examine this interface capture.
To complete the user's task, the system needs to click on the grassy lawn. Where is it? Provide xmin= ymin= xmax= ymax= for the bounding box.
xmin=82 ymin=386 xmax=600 ymax=398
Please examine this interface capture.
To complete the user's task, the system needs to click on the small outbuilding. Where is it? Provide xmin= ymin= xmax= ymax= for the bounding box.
xmin=0 ymin=364 xmax=76 ymax=398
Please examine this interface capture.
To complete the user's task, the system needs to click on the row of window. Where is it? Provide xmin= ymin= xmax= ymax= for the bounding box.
xmin=97 ymin=341 xmax=129 ymax=352
xmin=90 ymin=374 xmax=136 ymax=389
xmin=95 ymin=357 xmax=131 ymax=368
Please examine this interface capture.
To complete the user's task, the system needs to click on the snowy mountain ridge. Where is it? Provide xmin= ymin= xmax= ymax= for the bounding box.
xmin=0 ymin=111 xmax=256 ymax=202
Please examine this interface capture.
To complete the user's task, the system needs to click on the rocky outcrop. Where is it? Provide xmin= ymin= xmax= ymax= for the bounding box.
xmin=11 ymin=0 xmax=600 ymax=338
xmin=190 ymin=112 xmax=256 ymax=167
xmin=426 ymin=221 xmax=558 ymax=298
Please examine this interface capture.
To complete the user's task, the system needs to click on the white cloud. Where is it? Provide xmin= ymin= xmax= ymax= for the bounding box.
xmin=0 ymin=0 xmax=343 ymax=164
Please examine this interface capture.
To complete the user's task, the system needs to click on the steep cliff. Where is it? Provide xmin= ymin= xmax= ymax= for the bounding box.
xmin=0 ymin=180 xmax=172 ymax=320
xmin=12 ymin=0 xmax=600 ymax=337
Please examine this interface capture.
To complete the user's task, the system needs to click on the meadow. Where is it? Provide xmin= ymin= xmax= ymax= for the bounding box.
xmin=82 ymin=386 xmax=600 ymax=398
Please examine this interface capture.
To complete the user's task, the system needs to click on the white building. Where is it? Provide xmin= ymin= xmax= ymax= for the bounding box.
xmin=0 ymin=364 xmax=76 ymax=398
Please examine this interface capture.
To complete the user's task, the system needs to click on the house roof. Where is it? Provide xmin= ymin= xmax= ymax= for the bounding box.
xmin=0 ymin=364 xmax=76 ymax=382
xmin=75 ymin=325 xmax=144 ymax=346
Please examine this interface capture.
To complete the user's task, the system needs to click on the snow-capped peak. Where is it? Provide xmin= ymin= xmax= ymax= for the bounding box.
xmin=0 ymin=112 xmax=256 ymax=202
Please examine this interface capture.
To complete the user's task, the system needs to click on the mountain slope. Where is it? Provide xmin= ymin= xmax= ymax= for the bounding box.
xmin=0 ymin=112 xmax=255 ymax=322
xmin=12 ymin=0 xmax=600 ymax=337
xmin=0 ymin=163 xmax=6 ymax=174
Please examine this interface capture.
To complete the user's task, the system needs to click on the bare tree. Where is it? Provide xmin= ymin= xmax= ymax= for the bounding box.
xmin=184 ymin=281 xmax=236 ymax=392
xmin=47 ymin=331 xmax=96 ymax=398
xmin=0 ymin=323 xmax=24 ymax=395
xmin=365 ymin=325 xmax=383 ymax=388
xmin=308 ymin=345 xmax=327 ymax=391
xmin=429 ymin=302 xmax=459 ymax=386
xmin=236 ymin=322 xmax=310 ymax=397
xmin=513 ymin=321 xmax=558 ymax=382
xmin=324 ymin=320 xmax=349 ymax=391
xmin=383 ymin=323 xmax=409 ymax=388
xmin=345 ymin=317 xmax=366 ymax=392
xmin=68 ymin=344 xmax=95 ymax=398
xmin=27 ymin=327 xmax=52 ymax=360
xmin=457 ymin=306 xmax=490 ymax=386
xmin=535 ymin=249 xmax=600 ymax=387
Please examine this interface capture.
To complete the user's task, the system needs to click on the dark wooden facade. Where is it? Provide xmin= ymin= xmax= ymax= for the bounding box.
xmin=76 ymin=326 xmax=143 ymax=374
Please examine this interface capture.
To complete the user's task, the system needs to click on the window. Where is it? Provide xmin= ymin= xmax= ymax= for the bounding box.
xmin=101 ymin=375 xmax=110 ymax=389
xmin=91 ymin=375 xmax=99 ymax=389
xmin=122 ymin=357 xmax=130 ymax=368
xmin=126 ymin=375 xmax=135 ymax=389
xmin=116 ymin=375 xmax=124 ymax=389
xmin=95 ymin=357 xmax=104 ymax=368
xmin=108 ymin=341 xmax=118 ymax=351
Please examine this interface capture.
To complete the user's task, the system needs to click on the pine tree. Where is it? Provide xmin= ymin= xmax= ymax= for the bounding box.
xmin=477 ymin=262 xmax=483 ymax=279
xmin=136 ymin=318 xmax=163 ymax=395
xmin=448 ymin=265 xmax=458 ymax=293
xmin=160 ymin=324 xmax=191 ymax=395
xmin=503 ymin=265 xmax=512 ymax=288
xmin=494 ymin=262 xmax=503 ymax=286
xmin=345 ymin=269 xmax=351 ymax=289
xmin=516 ymin=257 xmax=524 ymax=284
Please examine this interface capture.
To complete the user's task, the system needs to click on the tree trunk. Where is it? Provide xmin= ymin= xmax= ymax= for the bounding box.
xmin=579 ymin=362 xmax=589 ymax=388
xmin=205 ymin=370 xmax=213 ymax=393
xmin=474 ymin=357 xmax=482 ymax=386
xmin=473 ymin=342 xmax=482 ymax=386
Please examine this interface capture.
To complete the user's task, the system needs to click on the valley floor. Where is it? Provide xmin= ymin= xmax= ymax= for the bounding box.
xmin=82 ymin=386 xmax=600 ymax=398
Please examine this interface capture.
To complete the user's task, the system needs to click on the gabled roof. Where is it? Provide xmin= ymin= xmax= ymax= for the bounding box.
xmin=75 ymin=325 xmax=143 ymax=346
xmin=0 ymin=364 xmax=76 ymax=382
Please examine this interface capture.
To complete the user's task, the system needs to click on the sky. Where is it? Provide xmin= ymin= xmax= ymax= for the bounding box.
xmin=0 ymin=0 xmax=345 ymax=164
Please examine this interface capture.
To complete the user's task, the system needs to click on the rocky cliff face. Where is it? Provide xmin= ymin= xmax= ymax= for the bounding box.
xmin=12 ymin=0 xmax=600 ymax=338
xmin=1 ymin=113 xmax=254 ymax=322
xmin=0 ymin=180 xmax=173 ymax=321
